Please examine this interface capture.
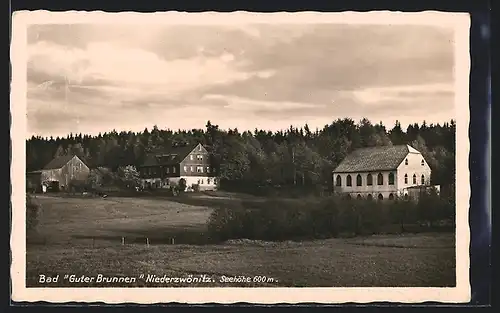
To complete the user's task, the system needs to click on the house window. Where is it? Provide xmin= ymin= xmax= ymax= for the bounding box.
xmin=346 ymin=175 xmax=352 ymax=187
xmin=214 ymin=178 xmax=218 ymax=185
xmin=378 ymin=193 xmax=384 ymax=200
xmin=367 ymin=173 xmax=373 ymax=186
xmin=197 ymin=166 xmax=203 ymax=173
xmin=404 ymin=174 xmax=408 ymax=184
xmin=190 ymin=166 xmax=194 ymax=172
xmin=421 ymin=159 xmax=425 ymax=166
xmin=206 ymin=167 xmax=210 ymax=173
xmin=201 ymin=179 xmax=204 ymax=184
xmin=377 ymin=173 xmax=384 ymax=185
xmin=413 ymin=174 xmax=417 ymax=184
xmin=197 ymin=155 xmax=203 ymax=161
xmin=336 ymin=175 xmax=342 ymax=187
xmin=183 ymin=166 xmax=187 ymax=172
xmin=389 ymin=193 xmax=394 ymax=200
xmin=198 ymin=145 xmax=202 ymax=151
xmin=166 ymin=167 xmax=170 ymax=174
xmin=190 ymin=155 xmax=194 ymax=161
xmin=405 ymin=159 xmax=408 ymax=165
xmin=356 ymin=174 xmax=362 ymax=186
xmin=208 ymin=178 xmax=211 ymax=184
xmin=172 ymin=167 xmax=176 ymax=173
xmin=388 ymin=172 xmax=395 ymax=185
xmin=421 ymin=174 xmax=425 ymax=184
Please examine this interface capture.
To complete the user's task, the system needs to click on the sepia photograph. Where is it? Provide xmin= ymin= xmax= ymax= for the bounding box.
xmin=11 ymin=11 xmax=471 ymax=304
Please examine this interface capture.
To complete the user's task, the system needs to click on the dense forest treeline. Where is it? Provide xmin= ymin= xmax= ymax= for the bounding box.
xmin=26 ymin=118 xmax=456 ymax=195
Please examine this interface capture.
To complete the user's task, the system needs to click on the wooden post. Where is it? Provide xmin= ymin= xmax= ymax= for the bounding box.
xmin=92 ymin=238 xmax=95 ymax=248
xmin=122 ymin=237 xmax=125 ymax=245
xmin=171 ymin=238 xmax=175 ymax=245
xmin=146 ymin=237 xmax=150 ymax=248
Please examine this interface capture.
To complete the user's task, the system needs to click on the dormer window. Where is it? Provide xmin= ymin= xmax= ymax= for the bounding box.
xmin=405 ymin=159 xmax=408 ymax=165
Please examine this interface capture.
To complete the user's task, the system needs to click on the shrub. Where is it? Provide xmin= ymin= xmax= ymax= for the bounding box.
xmin=178 ymin=178 xmax=187 ymax=193
xmin=68 ymin=179 xmax=90 ymax=193
xmin=26 ymin=194 xmax=41 ymax=234
xmin=206 ymin=192 xmax=455 ymax=242
xmin=192 ymin=184 xmax=200 ymax=193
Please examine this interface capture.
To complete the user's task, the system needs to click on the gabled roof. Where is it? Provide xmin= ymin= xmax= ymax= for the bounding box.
xmin=141 ymin=143 xmax=203 ymax=167
xmin=43 ymin=155 xmax=78 ymax=170
xmin=333 ymin=145 xmax=417 ymax=173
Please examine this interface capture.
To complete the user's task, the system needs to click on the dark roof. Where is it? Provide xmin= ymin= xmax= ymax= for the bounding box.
xmin=91 ymin=166 xmax=112 ymax=175
xmin=43 ymin=155 xmax=78 ymax=170
xmin=141 ymin=143 xmax=201 ymax=167
xmin=333 ymin=145 xmax=414 ymax=173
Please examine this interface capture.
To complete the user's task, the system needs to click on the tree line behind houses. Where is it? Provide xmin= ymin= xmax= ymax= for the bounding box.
xmin=26 ymin=118 xmax=456 ymax=198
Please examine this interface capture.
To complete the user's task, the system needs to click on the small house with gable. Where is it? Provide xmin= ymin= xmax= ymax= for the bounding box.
xmin=26 ymin=154 xmax=90 ymax=192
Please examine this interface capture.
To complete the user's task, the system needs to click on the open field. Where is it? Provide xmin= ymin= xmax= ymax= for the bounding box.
xmin=26 ymin=194 xmax=456 ymax=287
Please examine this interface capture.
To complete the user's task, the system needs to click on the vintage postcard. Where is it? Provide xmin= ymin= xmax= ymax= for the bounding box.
xmin=11 ymin=10 xmax=471 ymax=304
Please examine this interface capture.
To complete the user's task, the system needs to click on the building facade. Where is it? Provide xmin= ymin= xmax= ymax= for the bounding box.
xmin=332 ymin=145 xmax=436 ymax=200
xmin=138 ymin=143 xmax=218 ymax=191
xmin=27 ymin=154 xmax=91 ymax=192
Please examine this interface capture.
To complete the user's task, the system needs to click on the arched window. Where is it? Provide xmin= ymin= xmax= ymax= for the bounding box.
xmin=421 ymin=159 xmax=425 ymax=166
xmin=388 ymin=172 xmax=395 ymax=185
xmin=367 ymin=173 xmax=373 ymax=186
xmin=336 ymin=175 xmax=342 ymax=187
xmin=389 ymin=193 xmax=394 ymax=200
xmin=421 ymin=174 xmax=425 ymax=184
xmin=356 ymin=174 xmax=362 ymax=186
xmin=346 ymin=175 xmax=352 ymax=187
xmin=378 ymin=193 xmax=384 ymax=200
xmin=357 ymin=194 xmax=362 ymax=199
xmin=413 ymin=174 xmax=417 ymax=184
xmin=404 ymin=174 xmax=408 ymax=184
xmin=367 ymin=194 xmax=373 ymax=200
xmin=405 ymin=158 xmax=409 ymax=165
xmin=377 ymin=173 xmax=384 ymax=185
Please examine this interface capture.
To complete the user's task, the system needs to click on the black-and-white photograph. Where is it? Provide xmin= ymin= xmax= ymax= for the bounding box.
xmin=11 ymin=11 xmax=471 ymax=304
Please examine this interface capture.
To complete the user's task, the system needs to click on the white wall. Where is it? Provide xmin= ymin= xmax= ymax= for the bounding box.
xmin=141 ymin=175 xmax=218 ymax=191
xmin=332 ymin=171 xmax=398 ymax=199
xmin=396 ymin=151 xmax=432 ymax=192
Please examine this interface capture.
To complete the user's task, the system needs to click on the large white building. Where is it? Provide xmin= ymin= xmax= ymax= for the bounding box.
xmin=332 ymin=144 xmax=438 ymax=200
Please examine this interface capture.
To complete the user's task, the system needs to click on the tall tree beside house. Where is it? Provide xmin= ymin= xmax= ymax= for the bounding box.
xmin=116 ymin=165 xmax=141 ymax=189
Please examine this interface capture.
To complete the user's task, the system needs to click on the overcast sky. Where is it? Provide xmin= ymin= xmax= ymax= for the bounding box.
xmin=26 ymin=22 xmax=456 ymax=138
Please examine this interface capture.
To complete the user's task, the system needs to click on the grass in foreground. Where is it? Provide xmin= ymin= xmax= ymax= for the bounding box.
xmin=27 ymin=233 xmax=455 ymax=288
xmin=26 ymin=194 xmax=456 ymax=288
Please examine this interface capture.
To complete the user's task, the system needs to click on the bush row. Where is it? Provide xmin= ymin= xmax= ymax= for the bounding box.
xmin=207 ymin=191 xmax=455 ymax=241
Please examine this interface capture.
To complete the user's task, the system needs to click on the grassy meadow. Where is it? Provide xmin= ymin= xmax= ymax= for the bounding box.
xmin=25 ymin=193 xmax=456 ymax=287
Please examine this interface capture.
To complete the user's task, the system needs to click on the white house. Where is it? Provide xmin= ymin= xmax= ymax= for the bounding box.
xmin=138 ymin=142 xmax=218 ymax=191
xmin=332 ymin=144 xmax=439 ymax=200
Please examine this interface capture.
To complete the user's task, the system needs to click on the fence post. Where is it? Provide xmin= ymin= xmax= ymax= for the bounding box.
xmin=171 ymin=238 xmax=175 ymax=245
xmin=146 ymin=237 xmax=150 ymax=248
xmin=122 ymin=237 xmax=125 ymax=245
xmin=92 ymin=237 xmax=95 ymax=248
